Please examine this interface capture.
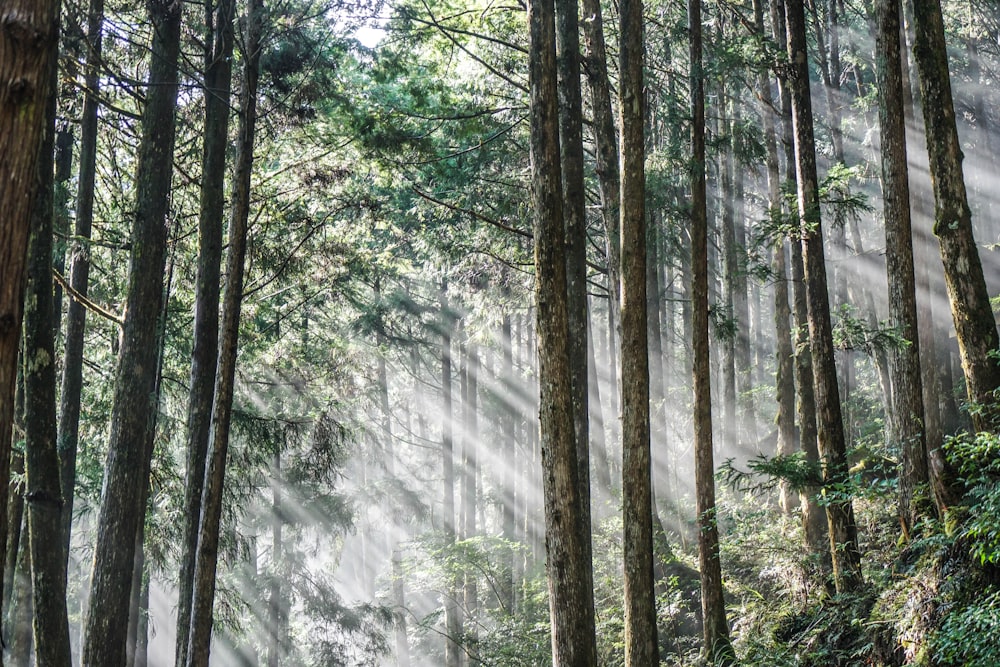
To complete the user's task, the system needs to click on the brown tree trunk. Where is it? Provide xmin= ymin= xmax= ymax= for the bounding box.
xmin=875 ymin=0 xmax=931 ymax=534
xmin=620 ymin=0 xmax=659 ymax=663
xmin=22 ymin=61 xmax=73 ymax=667
xmin=901 ymin=7 xmax=959 ymax=508
xmin=460 ymin=337 xmax=479 ymax=654
xmin=690 ymin=0 xmax=734 ymax=661
xmin=439 ymin=282 xmax=462 ymax=667
xmin=756 ymin=0 xmax=798 ymax=513
xmin=911 ymin=0 xmax=1000 ymax=432
xmin=785 ymin=0 xmax=863 ymax=594
xmin=0 ymin=3 xmax=61 ymax=640
xmin=83 ymin=1 xmax=182 ymax=663
xmin=59 ymin=0 xmax=103 ymax=567
xmin=555 ymin=0 xmax=592 ymax=545
xmin=580 ymin=0 xmax=621 ymax=328
xmin=500 ymin=312 xmax=517 ymax=614
xmin=528 ymin=0 xmax=598 ymax=660
xmin=185 ymin=0 xmax=259 ymax=660
xmin=175 ymin=0 xmax=236 ymax=661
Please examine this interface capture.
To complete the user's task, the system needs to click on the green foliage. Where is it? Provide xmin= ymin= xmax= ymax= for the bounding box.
xmin=719 ymin=452 xmax=823 ymax=494
xmin=945 ymin=431 xmax=1000 ymax=565
xmin=934 ymin=589 xmax=1000 ymax=666
xmin=818 ymin=163 xmax=873 ymax=231
xmin=832 ymin=304 xmax=910 ymax=355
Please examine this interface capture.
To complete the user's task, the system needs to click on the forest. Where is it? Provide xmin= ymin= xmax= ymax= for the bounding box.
xmin=2 ymin=0 xmax=1000 ymax=663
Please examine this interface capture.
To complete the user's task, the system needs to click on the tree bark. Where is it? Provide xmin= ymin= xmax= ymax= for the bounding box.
xmin=460 ymin=336 xmax=479 ymax=652
xmin=500 ymin=311 xmax=516 ymax=614
xmin=175 ymin=0 xmax=236 ymax=661
xmin=439 ymin=281 xmax=461 ymax=667
xmin=580 ymin=0 xmax=621 ymax=328
xmin=911 ymin=0 xmax=1000 ymax=431
xmin=22 ymin=58 xmax=73 ymax=667
xmin=59 ymin=0 xmax=103 ymax=566
xmin=785 ymin=0 xmax=863 ymax=594
xmin=555 ymin=0 xmax=593 ymax=577
xmin=620 ymin=0 xmax=659 ymax=663
xmin=82 ymin=1 xmax=182 ymax=663
xmin=528 ymin=0 xmax=598 ymax=660
xmin=755 ymin=0 xmax=798 ymax=513
xmin=185 ymin=0 xmax=259 ymax=660
xmin=0 ymin=3 xmax=62 ymax=640
xmin=690 ymin=0 xmax=734 ymax=660
xmin=7 ymin=523 xmax=33 ymax=667
xmin=876 ymin=0 xmax=931 ymax=534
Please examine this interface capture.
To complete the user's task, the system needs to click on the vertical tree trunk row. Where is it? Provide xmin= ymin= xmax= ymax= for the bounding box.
xmin=176 ymin=0 xmax=236 ymax=660
xmin=528 ymin=0 xmax=598 ymax=660
xmin=875 ymin=0 xmax=931 ymax=534
xmin=185 ymin=0 xmax=261 ymax=659
xmin=784 ymin=0 xmax=863 ymax=594
xmin=911 ymin=0 xmax=1000 ymax=431
xmin=690 ymin=0 xmax=734 ymax=661
xmin=83 ymin=0 xmax=182 ymax=661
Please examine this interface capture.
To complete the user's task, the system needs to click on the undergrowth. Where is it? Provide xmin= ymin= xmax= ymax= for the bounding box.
xmin=719 ymin=428 xmax=1000 ymax=667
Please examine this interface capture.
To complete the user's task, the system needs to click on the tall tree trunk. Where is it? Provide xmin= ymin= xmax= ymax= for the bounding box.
xmin=23 ymin=61 xmax=73 ymax=667
xmin=771 ymin=0 xmax=828 ymax=562
xmin=500 ymin=312 xmax=517 ymax=614
xmin=0 ymin=2 xmax=61 ymax=640
xmin=528 ymin=0 xmax=598 ymax=660
xmin=59 ymin=0 xmax=104 ymax=566
xmin=620 ymin=0 xmax=659 ymax=664
xmin=185 ymin=0 xmax=260 ymax=660
xmin=51 ymin=126 xmax=73 ymax=335
xmin=731 ymin=110 xmax=755 ymax=444
xmin=83 ymin=0 xmax=182 ymax=662
xmin=580 ymin=0 xmax=621 ymax=328
xmin=266 ymin=454 xmax=288 ymax=667
xmin=175 ymin=0 xmax=236 ymax=661
xmin=756 ymin=0 xmax=798 ymax=513
xmin=901 ymin=8 xmax=957 ymax=508
xmin=911 ymin=0 xmax=1000 ymax=431
xmin=785 ymin=0 xmax=863 ymax=594
xmin=719 ymin=97 xmax=739 ymax=449
xmin=690 ymin=0 xmax=734 ymax=661
xmin=460 ymin=338 xmax=479 ymax=656
xmin=555 ymin=0 xmax=593 ymax=577
xmin=875 ymin=0 xmax=931 ymax=534
xmin=439 ymin=282 xmax=462 ymax=667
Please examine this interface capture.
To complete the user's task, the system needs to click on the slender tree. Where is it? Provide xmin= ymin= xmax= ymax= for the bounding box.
xmin=0 ymin=5 xmax=62 ymax=636
xmin=175 ymin=0 xmax=236 ymax=661
xmin=875 ymin=0 xmax=931 ymax=534
xmin=58 ymin=0 xmax=104 ymax=569
xmin=580 ymin=0 xmax=621 ymax=327
xmin=555 ymin=0 xmax=593 ymax=563
xmin=439 ymin=281 xmax=461 ymax=667
xmin=22 ymin=59 xmax=73 ymax=667
xmin=911 ymin=0 xmax=1000 ymax=431
xmin=185 ymin=0 xmax=261 ymax=660
xmin=690 ymin=0 xmax=734 ymax=660
xmin=528 ymin=0 xmax=598 ymax=660
xmin=82 ymin=0 xmax=182 ymax=662
xmin=784 ymin=0 xmax=862 ymax=593
xmin=620 ymin=0 xmax=659 ymax=662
